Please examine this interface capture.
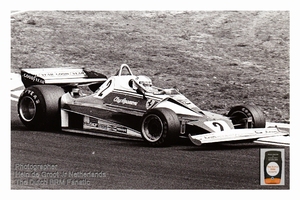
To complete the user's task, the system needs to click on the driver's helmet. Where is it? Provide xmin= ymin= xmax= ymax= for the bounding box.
xmin=135 ymin=75 xmax=152 ymax=88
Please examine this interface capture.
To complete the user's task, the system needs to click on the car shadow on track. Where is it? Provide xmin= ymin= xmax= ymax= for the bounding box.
xmin=11 ymin=120 xmax=281 ymax=151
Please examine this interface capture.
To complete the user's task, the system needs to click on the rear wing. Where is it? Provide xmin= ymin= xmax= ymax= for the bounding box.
xmin=21 ymin=68 xmax=107 ymax=89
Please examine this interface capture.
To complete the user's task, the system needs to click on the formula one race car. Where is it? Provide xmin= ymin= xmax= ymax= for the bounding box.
xmin=17 ymin=64 xmax=288 ymax=146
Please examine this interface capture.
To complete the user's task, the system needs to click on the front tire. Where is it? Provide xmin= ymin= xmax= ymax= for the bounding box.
xmin=141 ymin=108 xmax=180 ymax=147
xmin=227 ymin=105 xmax=266 ymax=129
xmin=18 ymin=85 xmax=65 ymax=130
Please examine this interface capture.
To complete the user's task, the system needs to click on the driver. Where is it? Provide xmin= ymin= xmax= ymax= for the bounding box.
xmin=136 ymin=75 xmax=153 ymax=91
xmin=131 ymin=75 xmax=165 ymax=95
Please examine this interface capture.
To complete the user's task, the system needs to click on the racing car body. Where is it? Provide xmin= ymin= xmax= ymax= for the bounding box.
xmin=17 ymin=64 xmax=288 ymax=146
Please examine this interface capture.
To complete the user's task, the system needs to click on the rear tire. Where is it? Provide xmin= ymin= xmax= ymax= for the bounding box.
xmin=18 ymin=85 xmax=65 ymax=130
xmin=141 ymin=108 xmax=180 ymax=147
xmin=227 ymin=105 xmax=266 ymax=129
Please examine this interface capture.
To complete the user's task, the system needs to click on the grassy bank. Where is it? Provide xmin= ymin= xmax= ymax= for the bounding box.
xmin=11 ymin=11 xmax=289 ymax=122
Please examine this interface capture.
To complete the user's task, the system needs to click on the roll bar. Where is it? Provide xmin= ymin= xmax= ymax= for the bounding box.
xmin=116 ymin=64 xmax=134 ymax=76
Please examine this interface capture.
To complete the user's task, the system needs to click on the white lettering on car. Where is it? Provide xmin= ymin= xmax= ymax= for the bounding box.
xmin=23 ymin=73 xmax=45 ymax=84
xmin=113 ymin=96 xmax=138 ymax=106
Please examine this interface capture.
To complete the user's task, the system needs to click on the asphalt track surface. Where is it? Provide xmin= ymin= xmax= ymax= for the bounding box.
xmin=11 ymin=100 xmax=290 ymax=190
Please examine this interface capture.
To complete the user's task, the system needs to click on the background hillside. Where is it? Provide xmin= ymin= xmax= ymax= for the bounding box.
xmin=11 ymin=11 xmax=290 ymax=122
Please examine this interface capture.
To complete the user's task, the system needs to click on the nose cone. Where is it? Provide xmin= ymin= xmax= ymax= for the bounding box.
xmin=186 ymin=111 xmax=234 ymax=134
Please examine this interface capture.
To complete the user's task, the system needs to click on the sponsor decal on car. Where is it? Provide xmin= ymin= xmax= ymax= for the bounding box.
xmin=265 ymin=129 xmax=280 ymax=134
xmin=22 ymin=72 xmax=45 ymax=84
xmin=42 ymin=70 xmax=85 ymax=77
xmin=23 ymin=68 xmax=87 ymax=78
xmin=146 ymin=99 xmax=157 ymax=109
xmin=113 ymin=96 xmax=138 ymax=106
xmin=83 ymin=116 xmax=127 ymax=134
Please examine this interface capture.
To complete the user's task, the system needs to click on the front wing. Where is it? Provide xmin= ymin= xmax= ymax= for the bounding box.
xmin=188 ymin=127 xmax=289 ymax=146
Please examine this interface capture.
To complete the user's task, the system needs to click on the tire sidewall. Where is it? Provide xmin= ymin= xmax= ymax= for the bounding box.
xmin=18 ymin=87 xmax=47 ymax=130
xmin=18 ymin=85 xmax=64 ymax=130
xmin=141 ymin=108 xmax=180 ymax=146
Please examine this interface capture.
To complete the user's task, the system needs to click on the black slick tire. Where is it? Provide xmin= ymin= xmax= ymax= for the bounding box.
xmin=227 ymin=104 xmax=266 ymax=129
xmin=17 ymin=85 xmax=65 ymax=130
xmin=141 ymin=108 xmax=180 ymax=147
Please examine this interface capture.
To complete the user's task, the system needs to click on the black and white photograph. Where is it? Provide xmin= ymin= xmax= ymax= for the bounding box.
xmin=4 ymin=0 xmax=298 ymax=198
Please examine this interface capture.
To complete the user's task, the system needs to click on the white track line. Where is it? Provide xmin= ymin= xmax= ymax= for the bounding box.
xmin=11 ymin=10 xmax=30 ymax=16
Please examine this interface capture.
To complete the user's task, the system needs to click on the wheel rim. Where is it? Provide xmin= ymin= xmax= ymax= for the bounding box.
xmin=230 ymin=110 xmax=254 ymax=128
xmin=142 ymin=114 xmax=163 ymax=142
xmin=19 ymin=96 xmax=36 ymax=122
